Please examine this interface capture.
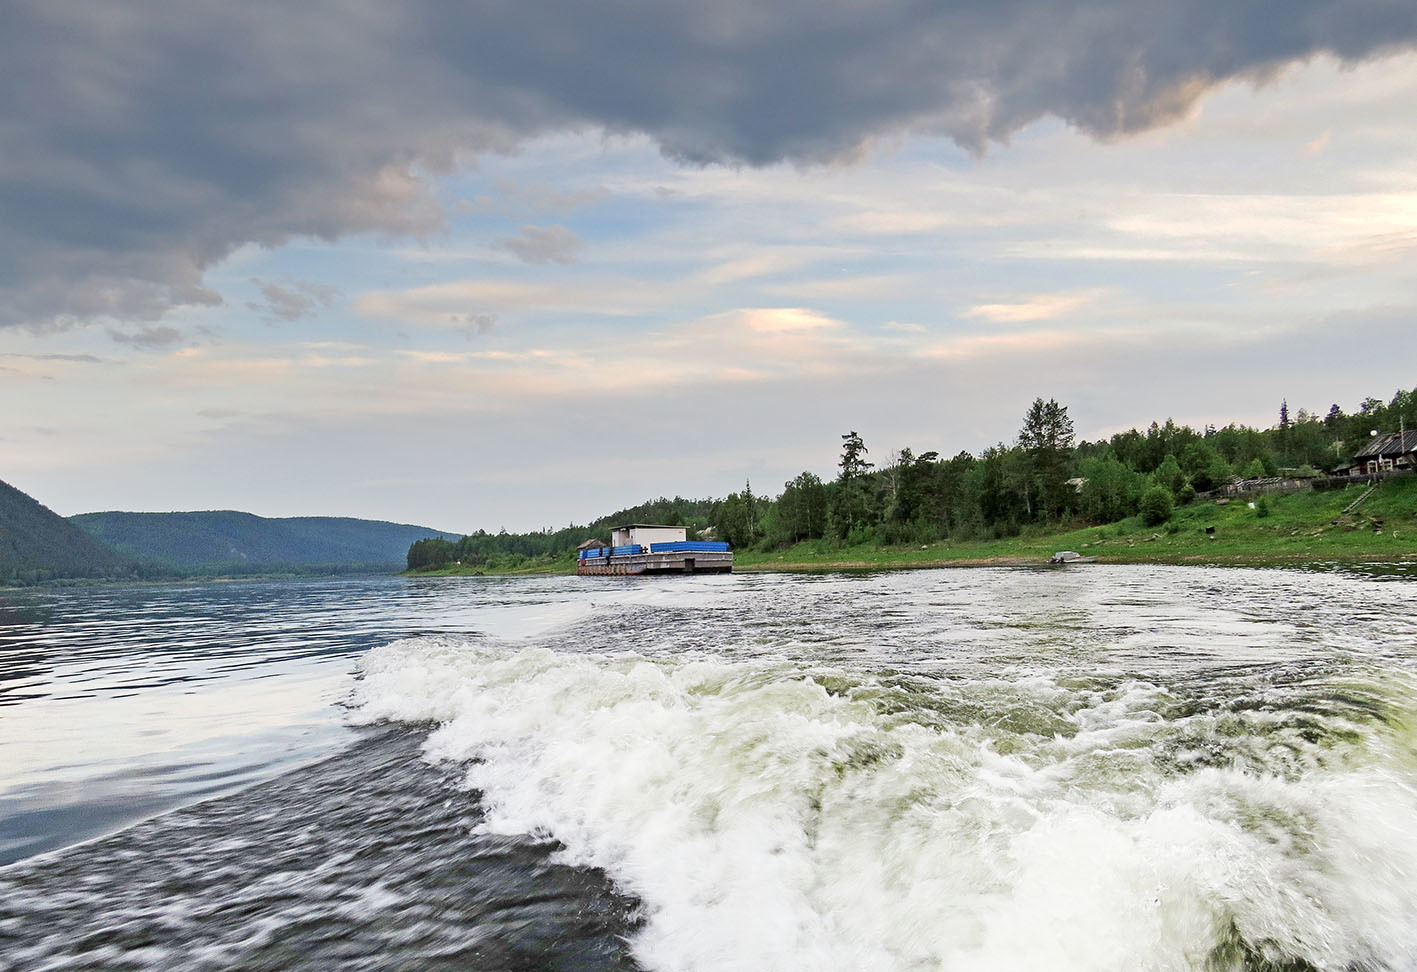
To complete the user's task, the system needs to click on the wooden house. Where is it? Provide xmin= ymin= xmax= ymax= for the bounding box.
xmin=1344 ymin=430 xmax=1417 ymax=477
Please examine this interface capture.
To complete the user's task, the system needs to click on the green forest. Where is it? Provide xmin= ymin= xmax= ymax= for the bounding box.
xmin=407 ymin=386 xmax=1417 ymax=572
xmin=0 ymin=478 xmax=138 ymax=585
xmin=0 ymin=478 xmax=464 ymax=585
xmin=73 ymin=511 xmax=461 ymax=576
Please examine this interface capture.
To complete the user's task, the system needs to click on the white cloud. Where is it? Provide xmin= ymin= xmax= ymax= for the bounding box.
xmin=963 ymin=290 xmax=1107 ymax=324
xmin=1303 ymin=132 xmax=1332 ymax=156
xmin=354 ymin=277 xmax=672 ymax=322
xmin=761 ymin=273 xmax=921 ymax=301
xmin=735 ymin=307 xmax=842 ymax=333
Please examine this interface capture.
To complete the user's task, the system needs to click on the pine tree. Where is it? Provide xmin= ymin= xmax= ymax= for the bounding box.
xmin=1018 ymin=398 xmax=1076 ymax=518
xmin=830 ymin=431 xmax=875 ymax=540
xmin=838 ymin=431 xmax=873 ymax=479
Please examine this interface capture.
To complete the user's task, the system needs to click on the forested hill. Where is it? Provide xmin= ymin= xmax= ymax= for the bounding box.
xmin=71 ymin=511 xmax=462 ymax=575
xmin=0 ymin=478 xmax=134 ymax=583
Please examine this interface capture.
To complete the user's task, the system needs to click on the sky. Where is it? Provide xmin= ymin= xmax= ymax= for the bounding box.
xmin=3 ymin=1 xmax=1417 ymax=533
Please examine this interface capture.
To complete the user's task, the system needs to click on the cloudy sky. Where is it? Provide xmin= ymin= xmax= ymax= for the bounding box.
xmin=3 ymin=1 xmax=1417 ymax=532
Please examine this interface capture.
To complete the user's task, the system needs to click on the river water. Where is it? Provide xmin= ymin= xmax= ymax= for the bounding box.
xmin=2 ymin=566 xmax=1416 ymax=971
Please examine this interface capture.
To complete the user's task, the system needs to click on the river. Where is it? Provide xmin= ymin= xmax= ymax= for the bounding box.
xmin=2 ymin=565 xmax=1415 ymax=970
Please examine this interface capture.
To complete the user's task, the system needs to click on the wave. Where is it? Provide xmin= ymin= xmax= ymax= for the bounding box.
xmin=352 ymin=635 xmax=1417 ymax=972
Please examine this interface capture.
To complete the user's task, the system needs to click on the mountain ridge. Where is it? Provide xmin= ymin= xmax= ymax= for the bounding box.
xmin=70 ymin=510 xmax=461 ymax=575
xmin=0 ymin=478 xmax=135 ymax=583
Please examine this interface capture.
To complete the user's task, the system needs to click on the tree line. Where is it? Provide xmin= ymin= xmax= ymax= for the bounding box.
xmin=408 ymin=387 xmax=1417 ymax=570
xmin=406 ymin=495 xmax=721 ymax=571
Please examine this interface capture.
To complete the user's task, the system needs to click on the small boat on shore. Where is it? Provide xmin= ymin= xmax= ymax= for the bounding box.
xmin=578 ymin=524 xmax=733 ymax=576
xmin=1047 ymin=550 xmax=1095 ymax=564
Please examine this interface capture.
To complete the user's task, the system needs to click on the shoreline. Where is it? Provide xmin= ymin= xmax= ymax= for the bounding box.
xmin=408 ymin=477 xmax=1417 ymax=578
xmin=16 ymin=479 xmax=1417 ymax=587
xmin=734 ymin=550 xmax=1417 ymax=573
xmin=9 ymin=547 xmax=1414 ymax=590
xmin=398 ymin=546 xmax=1417 ymax=579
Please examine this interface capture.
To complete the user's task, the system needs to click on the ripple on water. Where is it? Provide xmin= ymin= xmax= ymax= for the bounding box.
xmin=3 ymin=566 xmax=1417 ymax=971
xmin=0 ymin=727 xmax=643 ymax=972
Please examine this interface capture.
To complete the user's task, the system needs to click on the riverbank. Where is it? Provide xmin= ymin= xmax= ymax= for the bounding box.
xmin=1 ymin=567 xmax=405 ymax=590
xmin=401 ymin=555 xmax=578 ymax=578
xmin=404 ymin=476 xmax=1417 ymax=577
xmin=744 ymin=477 xmax=1416 ymax=570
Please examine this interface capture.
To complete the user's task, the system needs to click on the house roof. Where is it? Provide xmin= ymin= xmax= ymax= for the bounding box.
xmin=1353 ymin=430 xmax=1417 ymax=459
xmin=612 ymin=523 xmax=685 ymax=531
xmin=576 ymin=538 xmax=608 ymax=549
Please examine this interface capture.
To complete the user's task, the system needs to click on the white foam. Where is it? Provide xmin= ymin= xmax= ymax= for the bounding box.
xmin=353 ymin=637 xmax=1417 ymax=972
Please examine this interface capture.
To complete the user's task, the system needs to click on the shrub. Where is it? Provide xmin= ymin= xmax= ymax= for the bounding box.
xmin=1139 ymin=486 xmax=1174 ymax=526
xmin=880 ymin=519 xmax=943 ymax=546
xmin=1255 ymin=496 xmax=1271 ymax=518
xmin=1177 ymin=483 xmax=1197 ymax=505
xmin=991 ymin=520 xmax=1022 ymax=540
xmin=951 ymin=522 xmax=986 ymax=543
xmin=846 ymin=522 xmax=877 ymax=546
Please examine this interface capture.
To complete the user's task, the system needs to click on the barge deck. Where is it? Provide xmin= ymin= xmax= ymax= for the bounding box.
xmin=578 ymin=540 xmax=732 ymax=575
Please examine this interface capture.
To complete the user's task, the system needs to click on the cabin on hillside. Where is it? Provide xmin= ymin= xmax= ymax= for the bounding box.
xmin=610 ymin=524 xmax=687 ymax=547
xmin=1340 ymin=430 xmax=1417 ymax=477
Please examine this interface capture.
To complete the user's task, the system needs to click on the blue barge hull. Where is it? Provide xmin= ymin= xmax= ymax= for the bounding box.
xmin=577 ymin=541 xmax=732 ymax=575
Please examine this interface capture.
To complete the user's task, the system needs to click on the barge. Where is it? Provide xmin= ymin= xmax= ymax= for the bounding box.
xmin=577 ymin=523 xmax=732 ymax=576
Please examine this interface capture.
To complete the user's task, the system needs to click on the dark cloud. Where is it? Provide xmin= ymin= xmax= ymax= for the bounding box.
xmin=106 ymin=325 xmax=185 ymax=350
xmin=247 ymin=279 xmax=339 ymax=322
xmin=492 ymin=225 xmax=582 ymax=264
xmin=4 ymin=0 xmax=1415 ymax=329
xmin=450 ymin=313 xmax=498 ymax=339
xmin=0 ymin=352 xmax=103 ymax=363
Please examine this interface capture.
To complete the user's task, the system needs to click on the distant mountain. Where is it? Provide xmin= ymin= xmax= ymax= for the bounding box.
xmin=70 ymin=510 xmax=461 ymax=575
xmin=0 ymin=478 xmax=134 ymax=583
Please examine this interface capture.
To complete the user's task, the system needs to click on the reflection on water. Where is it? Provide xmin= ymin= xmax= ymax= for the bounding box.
xmin=0 ymin=574 xmax=591 ymax=862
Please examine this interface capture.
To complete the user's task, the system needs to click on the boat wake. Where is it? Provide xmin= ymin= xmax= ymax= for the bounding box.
xmin=353 ymin=634 xmax=1417 ymax=972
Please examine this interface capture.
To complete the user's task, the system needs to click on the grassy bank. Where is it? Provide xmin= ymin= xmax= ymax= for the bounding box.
xmin=404 ymin=476 xmax=1417 ymax=577
xmin=739 ymin=476 xmax=1417 ymax=571
xmin=403 ymin=552 xmax=579 ymax=577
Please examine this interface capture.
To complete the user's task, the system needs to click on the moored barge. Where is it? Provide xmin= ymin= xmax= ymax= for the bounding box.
xmin=577 ymin=523 xmax=732 ymax=576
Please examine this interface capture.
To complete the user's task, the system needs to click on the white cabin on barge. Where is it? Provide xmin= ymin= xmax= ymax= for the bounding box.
xmin=578 ymin=523 xmax=732 ymax=576
xmin=611 ymin=524 xmax=686 ymax=547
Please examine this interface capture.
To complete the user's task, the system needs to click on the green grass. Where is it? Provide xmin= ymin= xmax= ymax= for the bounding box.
xmin=406 ymin=477 xmax=1417 ymax=577
xmin=401 ymin=551 xmax=579 ymax=577
xmin=737 ymin=476 xmax=1417 ymax=571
